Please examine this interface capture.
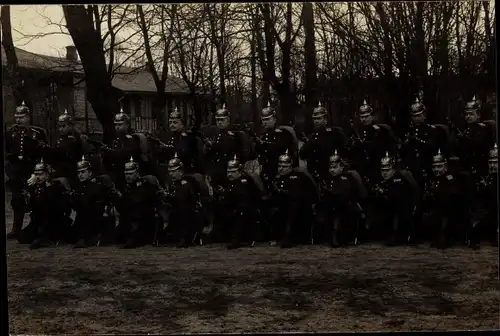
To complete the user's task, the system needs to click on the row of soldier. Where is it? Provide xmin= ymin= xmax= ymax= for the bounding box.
xmin=4 ymin=95 xmax=498 ymax=249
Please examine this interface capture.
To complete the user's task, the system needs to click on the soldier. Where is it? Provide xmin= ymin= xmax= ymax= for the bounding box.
xmin=70 ymin=155 xmax=122 ymax=248
xmin=162 ymin=153 xmax=204 ymax=248
xmin=17 ymin=158 xmax=72 ymax=249
xmin=4 ymin=101 xmax=48 ymax=239
xmin=470 ymin=143 xmax=498 ymax=247
xmin=454 ymin=95 xmax=495 ymax=177
xmin=369 ymin=152 xmax=417 ymax=246
xmin=205 ymin=104 xmax=252 ymax=194
xmin=299 ymin=102 xmax=347 ymax=181
xmin=349 ymin=100 xmax=399 ymax=186
xmin=268 ymin=150 xmax=319 ymax=248
xmin=254 ymin=102 xmax=298 ymax=190
xmin=45 ymin=109 xmax=93 ymax=184
xmin=220 ymin=155 xmax=266 ymax=249
xmin=400 ymin=97 xmax=442 ymax=187
xmin=158 ymin=107 xmax=204 ymax=174
xmin=115 ymin=157 xmax=167 ymax=248
xmin=315 ymin=150 xmax=361 ymax=247
xmin=422 ymin=149 xmax=464 ymax=249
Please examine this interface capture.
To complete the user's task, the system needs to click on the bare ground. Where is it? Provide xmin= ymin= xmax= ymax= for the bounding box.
xmin=4 ymin=199 xmax=499 ymax=334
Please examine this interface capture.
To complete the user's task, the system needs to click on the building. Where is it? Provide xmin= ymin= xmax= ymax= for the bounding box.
xmin=2 ymin=45 xmax=198 ymax=142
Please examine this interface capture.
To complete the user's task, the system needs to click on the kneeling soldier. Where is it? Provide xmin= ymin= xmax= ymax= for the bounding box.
xmin=316 ymin=150 xmax=356 ymax=247
xmin=116 ymin=157 xmax=166 ymax=248
xmin=70 ymin=155 xmax=122 ymax=248
xmin=222 ymin=155 xmax=265 ymax=249
xmin=18 ymin=158 xmax=72 ymax=249
xmin=269 ymin=150 xmax=318 ymax=248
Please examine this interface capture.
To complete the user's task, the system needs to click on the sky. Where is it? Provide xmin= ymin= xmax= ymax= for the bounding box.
xmin=11 ymin=5 xmax=72 ymax=57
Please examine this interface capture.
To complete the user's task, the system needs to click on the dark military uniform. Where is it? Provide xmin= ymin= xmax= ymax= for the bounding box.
xmin=300 ymin=103 xmax=347 ymax=181
xmin=206 ymin=105 xmax=249 ymax=189
xmin=400 ymin=98 xmax=441 ymax=186
xmin=316 ymin=151 xmax=357 ymax=247
xmin=158 ymin=107 xmax=204 ymax=174
xmin=104 ymin=112 xmax=143 ymax=190
xmin=255 ymin=103 xmax=298 ymax=190
xmin=220 ymin=155 xmax=265 ymax=249
xmin=422 ymin=150 xmax=463 ymax=248
xmin=162 ymin=154 xmax=202 ymax=247
xmin=369 ymin=152 xmax=416 ymax=245
xmin=4 ymin=102 xmax=48 ymax=239
xmin=454 ymin=97 xmax=495 ymax=177
xmin=349 ymin=101 xmax=399 ymax=185
xmin=45 ymin=110 xmax=92 ymax=184
xmin=268 ymin=150 xmax=318 ymax=248
xmin=116 ymin=157 xmax=167 ymax=248
xmin=70 ymin=156 xmax=122 ymax=247
xmin=18 ymin=159 xmax=72 ymax=249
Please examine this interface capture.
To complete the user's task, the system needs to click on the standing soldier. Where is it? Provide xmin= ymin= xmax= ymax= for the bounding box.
xmin=45 ymin=109 xmax=93 ymax=184
xmin=299 ymin=102 xmax=347 ymax=181
xmin=454 ymin=95 xmax=495 ymax=178
xmin=315 ymin=150 xmax=364 ymax=247
xmin=470 ymin=143 xmax=498 ymax=247
xmin=4 ymin=101 xmax=48 ymax=239
xmin=349 ymin=100 xmax=399 ymax=187
xmin=70 ymin=155 xmax=122 ymax=248
xmin=423 ymin=149 xmax=464 ymax=249
xmin=17 ymin=158 xmax=72 ymax=249
xmin=268 ymin=150 xmax=319 ymax=248
xmin=115 ymin=157 xmax=167 ymax=248
xmin=158 ymin=107 xmax=204 ymax=174
xmin=221 ymin=155 xmax=266 ymax=249
xmin=254 ymin=102 xmax=299 ymax=191
xmin=162 ymin=154 xmax=204 ymax=248
xmin=400 ymin=97 xmax=442 ymax=187
xmin=205 ymin=104 xmax=252 ymax=194
xmin=369 ymin=152 xmax=418 ymax=246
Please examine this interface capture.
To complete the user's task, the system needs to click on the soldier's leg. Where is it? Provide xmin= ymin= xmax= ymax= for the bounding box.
xmin=7 ymin=187 xmax=27 ymax=239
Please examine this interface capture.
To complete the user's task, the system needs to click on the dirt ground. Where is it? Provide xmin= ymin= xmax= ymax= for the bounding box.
xmin=5 ymin=236 xmax=499 ymax=334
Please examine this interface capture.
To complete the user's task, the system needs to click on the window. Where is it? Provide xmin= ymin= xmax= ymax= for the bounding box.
xmin=135 ymin=117 xmax=142 ymax=130
xmin=141 ymin=99 xmax=152 ymax=118
xmin=134 ymin=98 xmax=142 ymax=117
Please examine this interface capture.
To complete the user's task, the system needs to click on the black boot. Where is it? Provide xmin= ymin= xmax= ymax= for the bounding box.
xmin=123 ymin=237 xmax=140 ymax=249
xmin=74 ymin=238 xmax=87 ymax=248
xmin=7 ymin=211 xmax=25 ymax=240
xmin=331 ymin=231 xmax=340 ymax=248
xmin=29 ymin=238 xmax=45 ymax=250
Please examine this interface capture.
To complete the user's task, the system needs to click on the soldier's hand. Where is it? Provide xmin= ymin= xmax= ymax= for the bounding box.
xmin=27 ymin=174 xmax=38 ymax=186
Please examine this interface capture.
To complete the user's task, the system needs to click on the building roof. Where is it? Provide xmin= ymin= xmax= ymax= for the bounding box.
xmin=2 ymin=46 xmax=189 ymax=94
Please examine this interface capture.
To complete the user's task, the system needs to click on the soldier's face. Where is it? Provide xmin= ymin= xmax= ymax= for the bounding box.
xmin=488 ymin=161 xmax=497 ymax=174
xmin=227 ymin=170 xmax=241 ymax=181
xmin=277 ymin=163 xmax=292 ymax=176
xmin=125 ymin=170 xmax=139 ymax=184
xmin=313 ymin=115 xmax=327 ymax=129
xmin=329 ymin=164 xmax=343 ymax=176
xmin=34 ymin=171 xmax=48 ymax=184
xmin=216 ymin=117 xmax=230 ymax=129
xmin=359 ymin=114 xmax=373 ymax=126
xmin=169 ymin=119 xmax=184 ymax=132
xmin=381 ymin=167 xmax=394 ymax=180
xmin=15 ymin=115 xmax=30 ymax=126
xmin=168 ymin=169 xmax=183 ymax=181
xmin=114 ymin=121 xmax=128 ymax=134
xmin=464 ymin=110 xmax=479 ymax=124
xmin=411 ymin=113 xmax=426 ymax=125
xmin=77 ymin=169 xmax=91 ymax=182
xmin=58 ymin=123 xmax=72 ymax=135
xmin=432 ymin=163 xmax=446 ymax=176
xmin=261 ymin=116 xmax=276 ymax=129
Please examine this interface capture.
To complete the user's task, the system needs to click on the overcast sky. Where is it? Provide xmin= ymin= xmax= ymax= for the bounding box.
xmin=11 ymin=5 xmax=72 ymax=57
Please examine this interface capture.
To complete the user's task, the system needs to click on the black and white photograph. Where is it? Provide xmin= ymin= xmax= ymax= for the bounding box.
xmin=2 ymin=2 xmax=498 ymax=334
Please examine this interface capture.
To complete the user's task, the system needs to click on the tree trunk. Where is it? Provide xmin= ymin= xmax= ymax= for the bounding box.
xmin=63 ymin=5 xmax=118 ymax=143
xmin=250 ymin=8 xmax=259 ymax=131
xmin=303 ymin=2 xmax=317 ymax=129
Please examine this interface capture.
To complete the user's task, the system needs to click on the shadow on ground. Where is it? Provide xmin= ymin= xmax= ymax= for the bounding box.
xmin=6 ymin=239 xmax=499 ymax=334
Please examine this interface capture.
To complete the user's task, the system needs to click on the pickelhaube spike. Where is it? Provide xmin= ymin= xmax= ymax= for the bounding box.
xmin=278 ymin=149 xmax=292 ymax=165
xmin=58 ymin=108 xmax=72 ymax=123
xmin=267 ymin=101 xmax=271 ymax=108
xmin=15 ymin=100 xmax=31 ymax=116
xmin=215 ymin=103 xmax=230 ymax=119
xmin=432 ymin=148 xmax=446 ymax=165
xmin=411 ymin=96 xmax=425 ymax=115
xmin=227 ymin=154 xmax=241 ymax=171
xmin=318 ymin=101 xmax=322 ymax=107
xmin=261 ymin=100 xmax=276 ymax=119
xmin=34 ymin=157 xmax=49 ymax=172
xmin=124 ymin=156 xmax=139 ymax=172
xmin=358 ymin=99 xmax=373 ymax=116
xmin=488 ymin=143 xmax=498 ymax=162
xmin=77 ymin=154 xmax=92 ymax=172
xmin=329 ymin=149 xmax=342 ymax=165
xmin=313 ymin=101 xmax=327 ymax=117
xmin=380 ymin=151 xmax=394 ymax=168
xmin=169 ymin=106 xmax=182 ymax=120
xmin=465 ymin=95 xmax=480 ymax=112
xmin=168 ymin=152 xmax=183 ymax=171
